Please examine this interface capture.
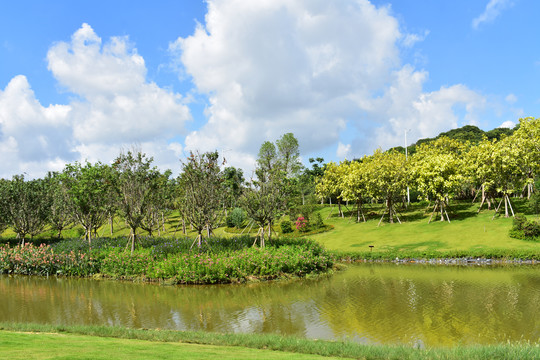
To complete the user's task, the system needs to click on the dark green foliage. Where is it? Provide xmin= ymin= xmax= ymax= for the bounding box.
xmin=227 ymin=207 xmax=246 ymax=228
xmin=2 ymin=175 xmax=51 ymax=242
xmin=280 ymin=219 xmax=293 ymax=233
xmin=390 ymin=124 xmax=517 ymax=156
xmin=509 ymin=213 xmax=539 ymax=241
xmin=530 ymin=177 xmax=540 ymax=214
xmin=313 ymin=213 xmax=324 ymax=229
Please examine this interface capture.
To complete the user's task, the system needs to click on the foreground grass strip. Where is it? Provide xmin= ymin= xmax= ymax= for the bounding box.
xmin=0 ymin=323 xmax=538 ymax=360
xmin=0 ymin=331 xmax=342 ymax=360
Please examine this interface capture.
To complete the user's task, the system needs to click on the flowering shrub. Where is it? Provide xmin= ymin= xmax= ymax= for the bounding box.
xmin=0 ymin=236 xmax=333 ymax=284
xmin=0 ymin=243 xmax=99 ymax=276
xmin=295 ymin=216 xmax=308 ymax=232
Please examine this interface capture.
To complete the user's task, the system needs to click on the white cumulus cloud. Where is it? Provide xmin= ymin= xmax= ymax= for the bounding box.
xmin=0 ymin=24 xmax=191 ymax=178
xmin=171 ymin=0 xmax=488 ymax=165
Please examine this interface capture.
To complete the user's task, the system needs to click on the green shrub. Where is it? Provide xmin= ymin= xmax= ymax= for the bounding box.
xmin=280 ymin=220 xmax=293 ymax=234
xmin=226 ymin=208 xmax=246 ymax=228
xmin=509 ymin=213 xmax=539 ymax=241
xmin=313 ymin=213 xmax=324 ymax=229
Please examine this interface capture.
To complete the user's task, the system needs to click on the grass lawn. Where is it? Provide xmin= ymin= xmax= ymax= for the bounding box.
xmin=0 ymin=331 xmax=345 ymax=360
xmin=1 ymin=324 xmax=538 ymax=360
xmin=309 ymin=200 xmax=540 ymax=254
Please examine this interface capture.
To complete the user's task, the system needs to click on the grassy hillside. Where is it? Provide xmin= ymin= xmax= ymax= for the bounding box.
xmin=309 ymin=200 xmax=539 ymax=255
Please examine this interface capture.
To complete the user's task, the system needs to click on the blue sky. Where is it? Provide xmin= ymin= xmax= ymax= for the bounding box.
xmin=0 ymin=0 xmax=538 ymax=178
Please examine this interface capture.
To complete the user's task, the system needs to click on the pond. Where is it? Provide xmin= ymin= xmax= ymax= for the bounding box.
xmin=1 ymin=264 xmax=538 ymax=347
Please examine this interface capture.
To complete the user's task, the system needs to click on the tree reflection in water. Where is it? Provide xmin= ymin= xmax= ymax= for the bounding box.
xmin=0 ymin=264 xmax=538 ymax=347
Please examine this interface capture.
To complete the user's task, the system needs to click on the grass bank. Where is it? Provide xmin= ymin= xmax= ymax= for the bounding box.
xmin=0 ymin=323 xmax=537 ymax=360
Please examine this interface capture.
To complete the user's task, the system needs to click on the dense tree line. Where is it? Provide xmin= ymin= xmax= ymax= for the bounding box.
xmin=0 ymin=118 xmax=538 ymax=246
xmin=317 ymin=117 xmax=539 ymax=224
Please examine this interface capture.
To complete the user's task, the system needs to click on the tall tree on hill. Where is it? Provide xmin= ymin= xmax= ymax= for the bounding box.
xmin=411 ymin=137 xmax=467 ymax=223
xmin=112 ymin=149 xmax=164 ymax=254
xmin=0 ymin=179 xmax=9 ymax=236
xmin=178 ymin=151 xmax=225 ymax=248
xmin=61 ymin=161 xmax=113 ymax=245
xmin=2 ymin=175 xmax=51 ymax=243
xmin=315 ymin=161 xmax=347 ymax=217
xmin=364 ymin=150 xmax=409 ymax=225
xmin=46 ymin=172 xmax=74 ymax=239
xmin=341 ymin=158 xmax=370 ymax=223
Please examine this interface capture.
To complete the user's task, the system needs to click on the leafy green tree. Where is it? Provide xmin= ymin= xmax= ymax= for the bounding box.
xmin=411 ymin=137 xmax=467 ymax=222
xmin=276 ymin=132 xmax=302 ymax=177
xmin=341 ymin=159 xmax=369 ymax=222
xmin=316 ymin=161 xmax=347 ymax=217
xmin=61 ymin=161 xmax=113 ymax=244
xmin=222 ymin=166 xmax=245 ymax=209
xmin=46 ymin=172 xmax=74 ymax=239
xmin=178 ymin=151 xmax=225 ymax=247
xmin=512 ymin=117 xmax=539 ymax=199
xmin=2 ymin=175 xmax=51 ymax=243
xmin=465 ymin=138 xmax=498 ymax=211
xmin=112 ymin=150 xmax=164 ymax=254
xmin=364 ymin=150 xmax=408 ymax=225
xmin=140 ymin=170 xmax=175 ymax=237
xmin=241 ymin=170 xmax=284 ymax=247
xmin=0 ymin=179 xmax=9 ymax=236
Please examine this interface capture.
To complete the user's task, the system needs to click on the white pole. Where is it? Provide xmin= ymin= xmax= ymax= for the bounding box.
xmin=405 ymin=129 xmax=411 ymax=205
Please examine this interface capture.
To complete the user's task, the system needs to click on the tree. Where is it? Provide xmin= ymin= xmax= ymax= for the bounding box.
xmin=46 ymin=172 xmax=73 ymax=239
xmin=0 ymin=179 xmax=9 ymax=236
xmin=112 ymin=150 xmax=164 ymax=254
xmin=276 ymin=132 xmax=302 ymax=178
xmin=341 ymin=159 xmax=369 ymax=223
xmin=364 ymin=150 xmax=408 ymax=225
xmin=512 ymin=117 xmax=539 ymax=199
xmin=61 ymin=161 xmax=113 ymax=245
xmin=140 ymin=169 xmax=175 ymax=237
xmin=2 ymin=175 xmax=51 ymax=243
xmin=222 ymin=166 xmax=245 ymax=209
xmin=411 ymin=137 xmax=467 ymax=223
xmin=241 ymin=169 xmax=284 ymax=247
xmin=178 ymin=151 xmax=225 ymax=247
xmin=315 ymin=162 xmax=347 ymax=217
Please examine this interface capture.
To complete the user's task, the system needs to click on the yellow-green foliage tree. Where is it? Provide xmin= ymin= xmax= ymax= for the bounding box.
xmin=464 ymin=138 xmax=497 ymax=212
xmin=411 ymin=137 xmax=467 ymax=223
xmin=341 ymin=158 xmax=369 ymax=222
xmin=512 ymin=117 xmax=540 ymax=199
xmin=363 ymin=150 xmax=408 ymax=225
xmin=315 ymin=161 xmax=347 ymax=217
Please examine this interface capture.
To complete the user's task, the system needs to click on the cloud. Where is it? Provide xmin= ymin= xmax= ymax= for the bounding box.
xmin=0 ymin=24 xmax=191 ymax=178
xmin=172 ymin=0 xmax=402 ymax=167
xmin=402 ymin=30 xmax=430 ymax=48
xmin=0 ymin=75 xmax=75 ymax=178
xmin=336 ymin=142 xmax=351 ymax=159
xmin=499 ymin=120 xmax=515 ymax=128
xmin=505 ymin=93 xmax=517 ymax=104
xmin=171 ymin=0 xmax=488 ymax=166
xmin=472 ymin=0 xmax=514 ymax=29
xmin=47 ymin=23 xmax=191 ymax=145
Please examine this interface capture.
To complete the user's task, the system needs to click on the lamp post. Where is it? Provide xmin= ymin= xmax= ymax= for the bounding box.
xmin=405 ymin=129 xmax=411 ymax=205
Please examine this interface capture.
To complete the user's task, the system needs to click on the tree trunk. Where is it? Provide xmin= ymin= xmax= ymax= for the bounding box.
xmin=338 ymin=199 xmax=344 ymax=218
xmin=388 ymin=199 xmax=393 ymax=224
xmin=182 ymin=218 xmax=186 ymax=235
xmin=109 ymin=215 xmax=114 ymax=235
xmin=504 ymin=195 xmax=509 ymax=218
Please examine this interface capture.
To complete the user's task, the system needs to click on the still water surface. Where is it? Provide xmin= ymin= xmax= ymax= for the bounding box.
xmin=1 ymin=264 xmax=538 ymax=347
